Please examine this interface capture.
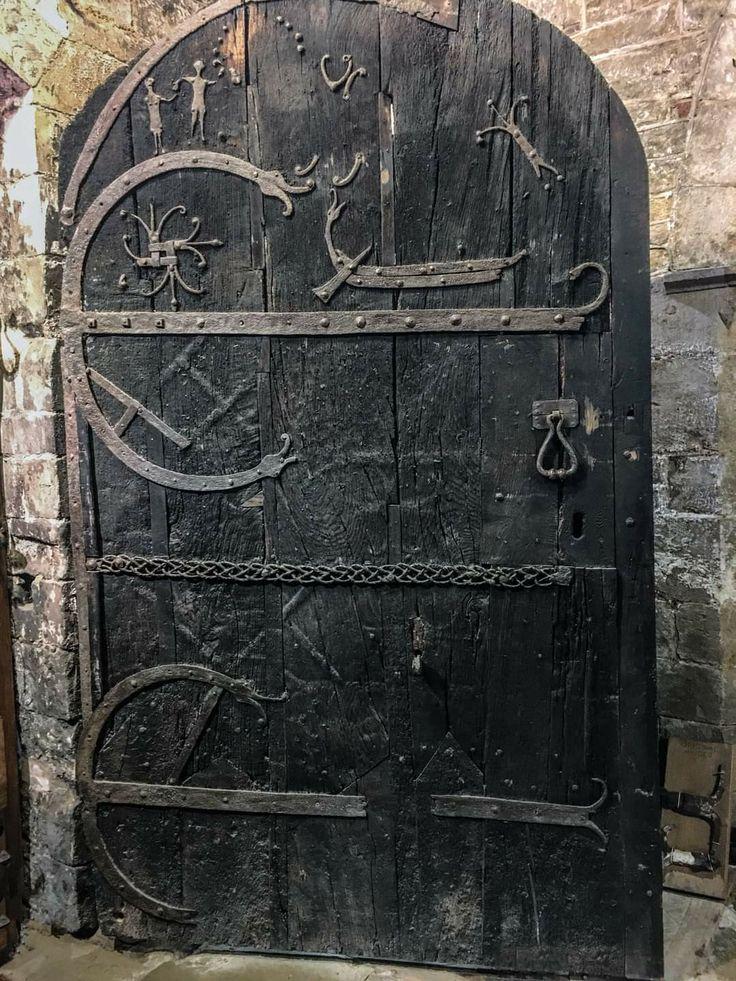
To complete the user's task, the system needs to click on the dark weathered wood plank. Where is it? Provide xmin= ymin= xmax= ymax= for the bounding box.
xmin=479 ymin=335 xmax=559 ymax=564
xmin=247 ymin=0 xmax=382 ymax=313
xmin=610 ymin=91 xmax=663 ymax=981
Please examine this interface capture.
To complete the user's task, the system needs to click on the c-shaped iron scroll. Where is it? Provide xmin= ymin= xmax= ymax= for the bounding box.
xmin=537 ymin=410 xmax=579 ymax=481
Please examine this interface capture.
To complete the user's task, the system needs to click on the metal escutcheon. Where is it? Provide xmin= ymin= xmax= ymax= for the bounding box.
xmin=532 ymin=399 xmax=580 ymax=481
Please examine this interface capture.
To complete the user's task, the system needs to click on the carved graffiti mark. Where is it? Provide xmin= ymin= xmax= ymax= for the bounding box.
xmin=294 ymin=154 xmax=320 ymax=178
xmin=313 ymin=189 xmax=527 ymax=303
xmin=320 ymin=54 xmax=367 ymax=100
xmin=144 ymin=78 xmax=176 ymax=155
xmin=332 ymin=152 xmax=366 ymax=188
xmin=172 ymin=60 xmax=218 ymax=142
xmin=77 ymin=664 xmax=366 ymax=923
xmin=476 ymin=97 xmax=565 ymax=189
xmin=121 ymin=203 xmax=223 ymax=310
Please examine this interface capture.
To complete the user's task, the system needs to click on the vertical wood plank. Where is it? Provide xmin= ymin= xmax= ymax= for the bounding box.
xmin=610 ymin=91 xmax=663 ymax=981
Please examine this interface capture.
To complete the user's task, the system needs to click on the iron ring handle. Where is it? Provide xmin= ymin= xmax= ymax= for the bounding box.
xmin=536 ymin=410 xmax=579 ymax=481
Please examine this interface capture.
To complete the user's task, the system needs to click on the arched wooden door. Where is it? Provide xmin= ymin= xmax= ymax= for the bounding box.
xmin=61 ymin=0 xmax=662 ymax=976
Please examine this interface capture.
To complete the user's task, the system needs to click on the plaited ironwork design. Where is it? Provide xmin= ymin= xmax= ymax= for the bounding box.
xmin=87 ymin=554 xmax=574 ymax=588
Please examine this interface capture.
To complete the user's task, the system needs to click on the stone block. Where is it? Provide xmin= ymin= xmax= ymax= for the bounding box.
xmin=652 ymin=352 xmax=718 ymax=452
xmin=6 ymin=516 xmax=69 ymax=546
xmin=12 ymin=577 xmax=77 ymax=651
xmin=1 ymin=410 xmax=65 ymax=458
xmin=687 ymin=100 xmax=736 ymax=187
xmin=651 ymin=278 xmax=729 ymax=355
xmin=7 ymin=539 xmax=72 ymax=580
xmin=641 ymin=120 xmax=688 ymax=161
xmin=657 ymin=657 xmax=723 ymax=724
xmin=14 ymin=641 xmax=80 ymax=720
xmin=34 ymin=39 xmax=127 ymax=116
xmin=654 ymin=515 xmax=721 ymax=579
xmin=595 ymin=35 xmax=706 ymax=104
xmin=25 ymin=758 xmax=85 ymax=866
xmin=668 ymin=455 xmax=724 ymax=514
xmin=516 ymin=0 xmax=584 ymax=31
xmin=0 ymin=256 xmax=47 ymax=328
xmin=673 ymin=186 xmax=736 ymax=270
xmin=697 ymin=13 xmax=736 ymax=100
xmin=28 ymin=853 xmax=97 ymax=935
xmin=2 ymin=337 xmax=61 ymax=413
xmin=676 ymin=597 xmax=721 ymax=667
xmin=651 ymin=191 xmax=673 ymax=224
xmin=17 ymin=708 xmax=79 ymax=764
xmin=574 ymin=3 xmax=680 ymax=59
xmin=3 ymin=456 xmax=65 ymax=523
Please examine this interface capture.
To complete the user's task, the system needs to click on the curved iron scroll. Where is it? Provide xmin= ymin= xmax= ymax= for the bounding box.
xmin=63 ymin=151 xmax=314 ymax=313
xmin=78 ymin=665 xmax=367 ymax=923
xmin=64 ymin=336 xmax=297 ymax=493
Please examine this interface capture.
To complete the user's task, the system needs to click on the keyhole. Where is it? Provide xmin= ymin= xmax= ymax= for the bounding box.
xmin=572 ymin=511 xmax=585 ymax=540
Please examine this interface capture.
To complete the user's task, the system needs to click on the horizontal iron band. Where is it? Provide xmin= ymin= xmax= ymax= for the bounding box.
xmin=84 ymin=780 xmax=366 ymax=818
xmin=87 ymin=554 xmax=574 ymax=589
xmin=65 ymin=308 xmax=585 ymax=335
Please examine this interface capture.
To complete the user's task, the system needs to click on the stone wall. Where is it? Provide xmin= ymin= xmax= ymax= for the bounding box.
xmin=0 ymin=0 xmax=733 ymax=934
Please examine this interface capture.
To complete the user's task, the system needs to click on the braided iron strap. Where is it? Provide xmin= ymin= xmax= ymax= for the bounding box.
xmin=87 ymin=554 xmax=573 ymax=589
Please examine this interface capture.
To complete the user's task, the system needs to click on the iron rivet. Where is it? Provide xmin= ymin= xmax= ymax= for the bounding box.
xmin=320 ymin=317 xmax=330 ymax=328
xmin=450 ymin=314 xmax=462 ymax=326
xmin=396 ymin=279 xmax=404 ymax=287
xmin=285 ymin=21 xmax=292 ymax=29
xmin=297 ymin=44 xmax=305 ymax=54
xmin=196 ymin=317 xmax=205 ymax=329
xmin=295 ymin=32 xmax=303 ymax=41
xmin=375 ymin=267 xmax=383 ymax=276
xmin=495 ymin=492 xmax=505 ymax=502
xmin=355 ymin=316 xmax=366 ymax=328
xmin=501 ymin=315 xmax=511 ymax=326
xmin=625 ymin=517 xmax=635 ymax=527
xmin=554 ymin=313 xmax=565 ymax=324
xmin=405 ymin=317 xmax=416 ymax=328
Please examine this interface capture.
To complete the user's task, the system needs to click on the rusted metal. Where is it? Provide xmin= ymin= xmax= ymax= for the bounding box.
xmin=294 ymin=154 xmax=320 ymax=177
xmin=78 ymin=664 xmax=366 ymax=922
xmin=87 ymin=554 xmax=576 ymax=589
xmin=88 ymin=368 xmax=191 ymax=448
xmin=533 ymin=400 xmax=580 ymax=481
xmin=59 ymin=0 xmax=244 ymax=226
xmin=432 ymin=779 xmax=609 ymax=848
xmin=662 ymin=766 xmax=725 ymax=873
xmin=332 ymin=151 xmax=367 ymax=187
xmin=320 ymin=54 xmax=367 ymax=99
xmin=314 ymin=189 xmax=528 ymax=303
xmin=476 ymin=96 xmax=564 ymax=190
xmin=172 ymin=59 xmax=218 ymax=142
xmin=120 ymin=203 xmax=223 ymax=310
xmin=63 ymin=152 xmax=315 ymax=313
xmin=63 ymin=308 xmax=589 ymax=334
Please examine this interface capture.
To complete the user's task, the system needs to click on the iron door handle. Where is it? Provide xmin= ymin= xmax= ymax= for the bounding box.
xmin=532 ymin=399 xmax=580 ymax=481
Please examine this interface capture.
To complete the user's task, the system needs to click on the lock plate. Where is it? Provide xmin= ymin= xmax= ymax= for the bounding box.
xmin=532 ymin=399 xmax=579 ymax=430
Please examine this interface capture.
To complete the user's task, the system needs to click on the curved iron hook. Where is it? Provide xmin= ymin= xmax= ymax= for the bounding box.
xmin=569 ymin=261 xmax=610 ymax=315
xmin=536 ymin=409 xmax=579 ymax=481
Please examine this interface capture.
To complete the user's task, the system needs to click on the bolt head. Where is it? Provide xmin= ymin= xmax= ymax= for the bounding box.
xmin=450 ymin=314 xmax=462 ymax=326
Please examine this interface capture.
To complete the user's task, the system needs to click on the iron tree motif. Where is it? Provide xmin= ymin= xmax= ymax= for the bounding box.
xmin=120 ymin=202 xmax=223 ymax=310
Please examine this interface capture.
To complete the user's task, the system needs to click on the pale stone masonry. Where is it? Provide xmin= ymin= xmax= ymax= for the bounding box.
xmin=0 ymin=0 xmax=734 ymax=932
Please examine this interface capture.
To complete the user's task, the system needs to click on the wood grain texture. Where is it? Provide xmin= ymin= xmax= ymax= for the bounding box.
xmin=63 ymin=0 xmax=659 ymax=973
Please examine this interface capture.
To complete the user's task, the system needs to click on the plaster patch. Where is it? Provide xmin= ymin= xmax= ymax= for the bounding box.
xmin=2 ymin=89 xmax=38 ymax=179
xmin=34 ymin=0 xmax=69 ymax=38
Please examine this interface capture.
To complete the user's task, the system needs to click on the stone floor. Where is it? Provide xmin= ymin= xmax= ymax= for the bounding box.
xmin=1 ymin=891 xmax=735 ymax=981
